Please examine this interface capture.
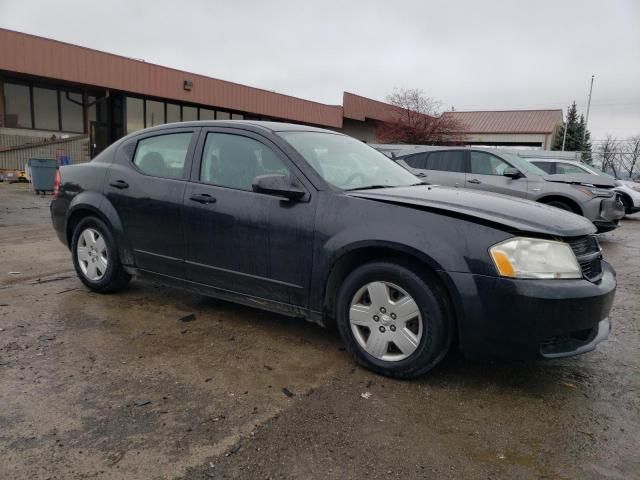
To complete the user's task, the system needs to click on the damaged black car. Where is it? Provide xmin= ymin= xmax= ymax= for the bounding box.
xmin=51 ymin=121 xmax=616 ymax=378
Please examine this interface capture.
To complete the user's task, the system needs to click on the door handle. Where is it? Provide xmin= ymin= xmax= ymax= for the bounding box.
xmin=189 ymin=193 xmax=217 ymax=204
xmin=468 ymin=179 xmax=481 ymax=184
xmin=109 ymin=180 xmax=129 ymax=189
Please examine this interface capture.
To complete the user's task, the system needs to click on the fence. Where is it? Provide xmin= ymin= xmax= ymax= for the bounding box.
xmin=0 ymin=134 xmax=90 ymax=170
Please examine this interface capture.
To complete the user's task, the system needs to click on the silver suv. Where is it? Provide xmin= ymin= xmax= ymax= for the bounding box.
xmin=394 ymin=147 xmax=625 ymax=232
xmin=524 ymin=158 xmax=640 ymax=215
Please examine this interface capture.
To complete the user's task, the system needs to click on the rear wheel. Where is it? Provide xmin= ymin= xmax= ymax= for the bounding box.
xmin=336 ymin=262 xmax=452 ymax=379
xmin=71 ymin=216 xmax=131 ymax=293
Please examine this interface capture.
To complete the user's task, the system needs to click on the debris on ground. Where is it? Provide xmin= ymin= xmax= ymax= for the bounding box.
xmin=360 ymin=391 xmax=372 ymax=399
xmin=179 ymin=313 xmax=196 ymax=322
xmin=282 ymin=387 xmax=295 ymax=398
xmin=133 ymin=400 xmax=152 ymax=407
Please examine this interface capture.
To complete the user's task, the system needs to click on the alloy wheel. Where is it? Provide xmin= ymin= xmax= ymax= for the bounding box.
xmin=76 ymin=228 xmax=108 ymax=281
xmin=349 ymin=281 xmax=423 ymax=361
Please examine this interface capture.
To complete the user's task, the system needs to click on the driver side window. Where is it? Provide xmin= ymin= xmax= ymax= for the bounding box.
xmin=200 ymin=133 xmax=290 ymax=190
xmin=469 ymin=152 xmax=510 ymax=176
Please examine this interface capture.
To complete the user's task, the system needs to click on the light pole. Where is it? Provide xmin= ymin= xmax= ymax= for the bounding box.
xmin=583 ymin=75 xmax=595 ymax=144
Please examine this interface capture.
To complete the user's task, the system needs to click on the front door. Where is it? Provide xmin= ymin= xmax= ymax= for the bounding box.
xmin=465 ymin=151 xmax=528 ymax=198
xmin=183 ymin=128 xmax=316 ymax=308
xmin=105 ymin=127 xmax=199 ymax=277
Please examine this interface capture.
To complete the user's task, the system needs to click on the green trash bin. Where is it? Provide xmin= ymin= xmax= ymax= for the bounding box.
xmin=28 ymin=158 xmax=58 ymax=194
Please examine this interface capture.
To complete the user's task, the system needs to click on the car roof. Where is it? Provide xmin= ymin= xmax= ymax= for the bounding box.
xmin=133 ymin=120 xmax=340 ymax=135
xmin=394 ymin=146 xmax=510 ymax=157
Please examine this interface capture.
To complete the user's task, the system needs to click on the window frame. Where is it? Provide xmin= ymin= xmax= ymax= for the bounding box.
xmin=556 ymin=162 xmax=589 ymax=175
xmin=531 ymin=161 xmax=556 ymax=174
xmin=425 ymin=150 xmax=467 ymax=173
xmin=189 ymin=127 xmax=311 ymax=198
xmin=127 ymin=127 xmax=200 ymax=181
xmin=468 ymin=150 xmax=514 ymax=177
xmin=403 ymin=152 xmax=429 ymax=169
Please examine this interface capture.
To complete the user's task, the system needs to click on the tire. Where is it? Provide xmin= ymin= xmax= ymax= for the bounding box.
xmin=71 ymin=216 xmax=131 ymax=293
xmin=543 ymin=199 xmax=574 ymax=212
xmin=336 ymin=261 xmax=452 ymax=379
xmin=620 ymin=195 xmax=631 ymax=215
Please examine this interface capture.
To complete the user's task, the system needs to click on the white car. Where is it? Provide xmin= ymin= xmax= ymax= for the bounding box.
xmin=526 ymin=158 xmax=640 ymax=215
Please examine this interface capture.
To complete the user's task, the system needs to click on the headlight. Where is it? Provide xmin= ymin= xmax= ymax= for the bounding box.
xmin=489 ymin=237 xmax=582 ymax=279
xmin=572 ymin=185 xmax=614 ymax=198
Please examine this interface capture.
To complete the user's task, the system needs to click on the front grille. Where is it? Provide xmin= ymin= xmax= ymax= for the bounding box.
xmin=566 ymin=235 xmax=603 ymax=282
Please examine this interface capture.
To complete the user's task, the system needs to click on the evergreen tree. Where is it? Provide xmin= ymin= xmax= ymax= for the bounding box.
xmin=552 ymin=101 xmax=592 ymax=163
xmin=578 ymin=114 xmax=593 ymax=163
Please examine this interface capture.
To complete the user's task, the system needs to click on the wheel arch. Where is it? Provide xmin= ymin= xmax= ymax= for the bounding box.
xmin=66 ymin=193 xmax=133 ymax=265
xmin=322 ymin=243 xmax=460 ymax=346
xmin=537 ymin=195 xmax=583 ymax=215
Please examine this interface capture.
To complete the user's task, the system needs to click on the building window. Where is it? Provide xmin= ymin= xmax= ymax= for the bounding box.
xmin=60 ymin=90 xmax=84 ymax=133
xmin=199 ymin=108 xmax=215 ymax=120
xmin=167 ymin=103 xmax=180 ymax=123
xmin=33 ymin=86 xmax=59 ymax=131
xmin=216 ymin=111 xmax=231 ymax=120
xmin=231 ymin=113 xmax=244 ymax=120
xmin=182 ymin=106 xmax=197 ymax=122
xmin=146 ymin=99 xmax=165 ymax=128
xmin=3 ymin=82 xmax=32 ymax=128
xmin=126 ymin=97 xmax=144 ymax=133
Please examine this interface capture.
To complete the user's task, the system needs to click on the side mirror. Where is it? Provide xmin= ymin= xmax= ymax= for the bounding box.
xmin=503 ymin=167 xmax=522 ymax=179
xmin=252 ymin=174 xmax=305 ymax=200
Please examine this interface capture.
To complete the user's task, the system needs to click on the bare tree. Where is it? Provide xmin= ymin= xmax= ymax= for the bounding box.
xmin=375 ymin=88 xmax=467 ymax=144
xmin=621 ymin=135 xmax=640 ymax=180
xmin=599 ymin=134 xmax=619 ymax=178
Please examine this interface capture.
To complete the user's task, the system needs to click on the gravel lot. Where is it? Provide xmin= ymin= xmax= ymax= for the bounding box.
xmin=1 ymin=182 xmax=639 ymax=480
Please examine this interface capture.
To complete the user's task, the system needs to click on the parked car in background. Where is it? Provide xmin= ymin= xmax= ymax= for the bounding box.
xmin=393 ymin=147 xmax=625 ymax=232
xmin=525 ymin=158 xmax=640 ymax=215
xmin=51 ymin=121 xmax=616 ymax=378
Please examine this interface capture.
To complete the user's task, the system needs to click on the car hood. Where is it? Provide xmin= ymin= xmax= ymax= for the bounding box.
xmin=348 ymin=185 xmax=596 ymax=237
xmin=542 ymin=173 xmax=617 ymax=188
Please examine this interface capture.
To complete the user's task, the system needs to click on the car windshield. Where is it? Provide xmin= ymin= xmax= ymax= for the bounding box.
xmin=585 ymin=164 xmax=616 ymax=179
xmin=279 ymin=132 xmax=422 ymax=190
xmin=501 ymin=154 xmax=549 ymax=176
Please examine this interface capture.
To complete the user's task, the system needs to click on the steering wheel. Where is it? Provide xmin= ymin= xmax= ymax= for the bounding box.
xmin=343 ymin=172 xmax=366 ymax=187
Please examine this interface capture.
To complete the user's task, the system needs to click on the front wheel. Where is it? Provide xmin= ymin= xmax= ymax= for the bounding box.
xmin=336 ymin=262 xmax=452 ymax=379
xmin=71 ymin=216 xmax=131 ymax=293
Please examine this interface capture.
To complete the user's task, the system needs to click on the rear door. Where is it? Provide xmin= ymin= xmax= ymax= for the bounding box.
xmin=424 ymin=150 xmax=466 ymax=187
xmin=106 ymin=127 xmax=199 ymax=278
xmin=465 ymin=151 xmax=528 ymax=198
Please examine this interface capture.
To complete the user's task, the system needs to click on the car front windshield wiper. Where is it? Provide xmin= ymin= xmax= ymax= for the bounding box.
xmin=345 ymin=182 xmax=428 ymax=191
xmin=344 ymin=184 xmax=393 ymax=191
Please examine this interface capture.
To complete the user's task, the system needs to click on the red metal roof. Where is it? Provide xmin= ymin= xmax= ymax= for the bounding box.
xmin=0 ymin=28 xmax=343 ymax=128
xmin=343 ymin=92 xmax=408 ymax=123
xmin=443 ymin=110 xmax=562 ymax=134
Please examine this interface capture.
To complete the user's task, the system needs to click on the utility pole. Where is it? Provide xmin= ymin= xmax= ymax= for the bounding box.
xmin=583 ymin=75 xmax=595 ymax=144
xmin=561 ymin=114 xmax=568 ymax=151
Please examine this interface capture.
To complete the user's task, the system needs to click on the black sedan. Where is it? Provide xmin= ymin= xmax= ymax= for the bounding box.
xmin=51 ymin=121 xmax=616 ymax=378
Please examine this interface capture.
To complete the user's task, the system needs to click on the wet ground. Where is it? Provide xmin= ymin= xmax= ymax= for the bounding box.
xmin=1 ymin=182 xmax=639 ymax=479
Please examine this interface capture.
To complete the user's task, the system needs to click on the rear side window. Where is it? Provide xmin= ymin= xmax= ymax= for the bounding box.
xmin=403 ymin=153 xmax=428 ymax=169
xmin=426 ymin=151 xmax=465 ymax=172
xmin=531 ymin=161 xmax=554 ymax=174
xmin=133 ymin=133 xmax=193 ymax=178
xmin=200 ymin=133 xmax=290 ymax=190
xmin=469 ymin=151 xmax=510 ymax=176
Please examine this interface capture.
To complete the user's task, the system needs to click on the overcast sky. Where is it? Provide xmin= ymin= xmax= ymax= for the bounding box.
xmin=1 ymin=0 xmax=639 ymax=141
